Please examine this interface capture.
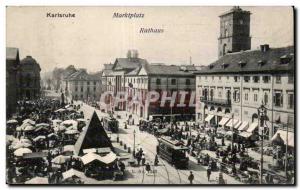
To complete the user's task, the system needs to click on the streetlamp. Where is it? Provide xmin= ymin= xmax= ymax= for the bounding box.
xmin=133 ymin=130 xmax=136 ymax=157
xmin=258 ymin=104 xmax=267 ymax=184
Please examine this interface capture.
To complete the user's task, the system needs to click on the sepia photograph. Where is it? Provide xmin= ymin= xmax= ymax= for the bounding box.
xmin=5 ymin=6 xmax=295 ymax=185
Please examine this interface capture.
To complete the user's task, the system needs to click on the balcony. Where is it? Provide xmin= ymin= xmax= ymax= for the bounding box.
xmin=200 ymin=97 xmax=231 ymax=107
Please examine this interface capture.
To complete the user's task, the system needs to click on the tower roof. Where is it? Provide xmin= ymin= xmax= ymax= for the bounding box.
xmin=219 ymin=6 xmax=251 ymax=17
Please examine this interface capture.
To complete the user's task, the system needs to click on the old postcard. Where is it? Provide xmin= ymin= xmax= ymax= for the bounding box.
xmin=6 ymin=6 xmax=295 ymax=185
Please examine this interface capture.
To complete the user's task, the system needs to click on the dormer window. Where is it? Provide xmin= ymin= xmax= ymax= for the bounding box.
xmin=238 ymin=60 xmax=247 ymax=67
xmin=209 ymin=64 xmax=214 ymax=69
xmin=258 ymin=60 xmax=266 ymax=66
xmin=222 ymin=63 xmax=229 ymax=69
xmin=280 ymin=55 xmax=291 ymax=65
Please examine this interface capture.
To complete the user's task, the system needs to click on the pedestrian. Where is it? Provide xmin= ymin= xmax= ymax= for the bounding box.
xmin=188 ymin=171 xmax=194 ymax=184
xmin=145 ymin=163 xmax=151 ymax=174
xmin=141 ymin=154 xmax=146 ymax=165
xmin=207 ymin=166 xmax=212 ymax=181
xmin=154 ymin=154 xmax=159 ymax=166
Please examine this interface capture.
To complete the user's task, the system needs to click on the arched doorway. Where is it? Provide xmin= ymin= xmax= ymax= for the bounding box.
xmin=252 ymin=113 xmax=259 ymax=123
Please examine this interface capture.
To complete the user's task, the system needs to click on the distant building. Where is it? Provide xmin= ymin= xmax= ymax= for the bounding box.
xmin=18 ymin=56 xmax=41 ymax=100
xmin=6 ymin=47 xmax=20 ymax=118
xmin=101 ymin=64 xmax=113 ymax=92
xmin=102 ymin=50 xmax=197 ymax=121
xmin=63 ymin=69 xmax=102 ymax=102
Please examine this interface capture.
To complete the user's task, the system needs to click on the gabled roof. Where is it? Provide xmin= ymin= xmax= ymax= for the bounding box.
xmin=112 ymin=58 xmax=148 ymax=71
xmin=6 ymin=47 xmax=19 ymax=61
xmin=65 ymin=70 xmax=101 ymax=81
xmin=74 ymin=112 xmax=113 ymax=156
xmin=195 ymin=46 xmax=294 ymax=75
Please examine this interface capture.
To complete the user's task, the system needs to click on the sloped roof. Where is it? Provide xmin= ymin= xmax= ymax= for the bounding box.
xmin=195 ymin=46 xmax=294 ymax=75
xmin=112 ymin=58 xmax=148 ymax=71
xmin=144 ymin=64 xmax=195 ymax=76
xmin=74 ymin=112 xmax=113 ymax=156
xmin=65 ymin=70 xmax=101 ymax=81
xmin=6 ymin=47 xmax=19 ymax=61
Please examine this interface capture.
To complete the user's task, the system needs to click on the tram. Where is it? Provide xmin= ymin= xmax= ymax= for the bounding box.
xmin=157 ymin=136 xmax=189 ymax=169
xmin=103 ymin=116 xmax=119 ymax=133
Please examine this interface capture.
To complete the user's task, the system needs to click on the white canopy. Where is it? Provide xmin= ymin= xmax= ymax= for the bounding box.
xmin=271 ymin=130 xmax=294 ymax=147
xmin=62 ymin=169 xmax=83 ymax=180
xmin=205 ymin=114 xmax=215 ymax=122
xmin=238 ymin=121 xmax=249 ymax=131
xmin=247 ymin=122 xmax=258 ymax=133
xmin=239 ymin=131 xmax=252 ymax=138
xmin=25 ymin=177 xmax=49 ymax=184
xmin=81 ymin=152 xmax=116 ymax=165
xmin=219 ymin=117 xmax=230 ymax=126
xmin=225 ymin=119 xmax=241 ymax=128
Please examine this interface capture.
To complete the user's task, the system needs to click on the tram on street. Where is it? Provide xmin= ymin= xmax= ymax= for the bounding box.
xmin=157 ymin=136 xmax=189 ymax=169
xmin=103 ymin=116 xmax=119 ymax=133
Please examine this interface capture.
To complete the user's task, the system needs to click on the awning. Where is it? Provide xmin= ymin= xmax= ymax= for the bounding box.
xmin=225 ymin=119 xmax=240 ymax=128
xmin=247 ymin=122 xmax=258 ymax=133
xmin=23 ymin=152 xmax=48 ymax=159
xmin=271 ymin=130 xmax=294 ymax=147
xmin=81 ymin=152 xmax=117 ymax=165
xmin=62 ymin=169 xmax=84 ymax=180
xmin=219 ymin=117 xmax=230 ymax=126
xmin=238 ymin=121 xmax=249 ymax=131
xmin=239 ymin=131 xmax=252 ymax=138
xmin=205 ymin=114 xmax=215 ymax=122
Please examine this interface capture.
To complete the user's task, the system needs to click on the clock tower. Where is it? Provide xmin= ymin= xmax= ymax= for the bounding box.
xmin=218 ymin=6 xmax=251 ymax=57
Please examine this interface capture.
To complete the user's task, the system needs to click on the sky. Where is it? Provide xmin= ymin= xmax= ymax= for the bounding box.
xmin=6 ymin=6 xmax=294 ymax=74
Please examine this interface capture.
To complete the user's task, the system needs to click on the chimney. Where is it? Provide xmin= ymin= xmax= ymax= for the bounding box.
xmin=127 ymin=49 xmax=139 ymax=59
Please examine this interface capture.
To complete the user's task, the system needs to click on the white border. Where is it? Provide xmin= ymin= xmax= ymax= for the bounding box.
xmin=0 ymin=1 xmax=298 ymax=190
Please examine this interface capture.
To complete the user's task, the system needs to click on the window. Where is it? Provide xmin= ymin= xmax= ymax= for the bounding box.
xmin=212 ymin=76 xmax=214 ymax=80
xmin=156 ymin=78 xmax=161 ymax=85
xmin=288 ymin=93 xmax=294 ymax=109
xmin=81 ymin=87 xmax=83 ymax=92
xmin=75 ymin=81 xmax=78 ymax=85
xmin=254 ymin=94 xmax=258 ymax=102
xmin=263 ymin=76 xmax=270 ymax=83
xmin=244 ymin=76 xmax=250 ymax=82
xmin=275 ymin=76 xmax=281 ymax=84
xmin=245 ymin=93 xmax=249 ymax=101
xmin=171 ymin=79 xmax=176 ymax=85
xmin=81 ymin=94 xmax=83 ymax=99
xmin=75 ymin=87 xmax=78 ymax=92
xmin=219 ymin=76 xmax=222 ymax=80
xmin=87 ymin=81 xmax=90 ymax=85
xmin=288 ymin=75 xmax=294 ymax=84
xmin=227 ymin=76 xmax=229 ymax=80
xmin=87 ymin=87 xmax=90 ymax=92
xmin=205 ymin=76 xmax=207 ymax=80
xmin=253 ymin=76 xmax=260 ymax=83
xmin=94 ymin=81 xmax=96 ymax=85
xmin=186 ymin=79 xmax=191 ymax=85
xmin=218 ymin=91 xmax=222 ymax=98
xmin=233 ymin=90 xmax=240 ymax=102
xmin=264 ymin=92 xmax=269 ymax=105
xmin=234 ymin=76 xmax=240 ymax=82
xmin=274 ymin=92 xmax=283 ymax=107
xmin=94 ymin=87 xmax=96 ymax=92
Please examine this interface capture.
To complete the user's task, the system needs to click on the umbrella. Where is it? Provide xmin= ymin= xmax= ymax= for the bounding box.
xmin=20 ymin=122 xmax=31 ymax=130
xmin=14 ymin=148 xmax=32 ymax=157
xmin=7 ymin=119 xmax=18 ymax=124
xmin=55 ymin=108 xmax=66 ymax=113
xmin=33 ymin=136 xmax=46 ymax=142
xmin=51 ymin=155 xmax=69 ymax=164
xmin=19 ymin=138 xmax=32 ymax=144
xmin=52 ymin=119 xmax=62 ymax=123
xmin=76 ymin=118 xmax=87 ymax=122
xmin=62 ymin=120 xmax=77 ymax=126
xmin=24 ymin=125 xmax=35 ymax=131
xmin=62 ymin=169 xmax=83 ymax=180
xmin=36 ymin=123 xmax=50 ymax=127
xmin=63 ymin=145 xmax=75 ymax=153
xmin=47 ymin=133 xmax=58 ymax=138
xmin=65 ymin=129 xmax=79 ymax=135
xmin=23 ymin=119 xmax=35 ymax=125
xmin=25 ymin=177 xmax=49 ymax=184
xmin=12 ymin=142 xmax=32 ymax=149
xmin=16 ymin=126 xmax=22 ymax=131
xmin=67 ymin=125 xmax=78 ymax=130
xmin=54 ymin=125 xmax=66 ymax=131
